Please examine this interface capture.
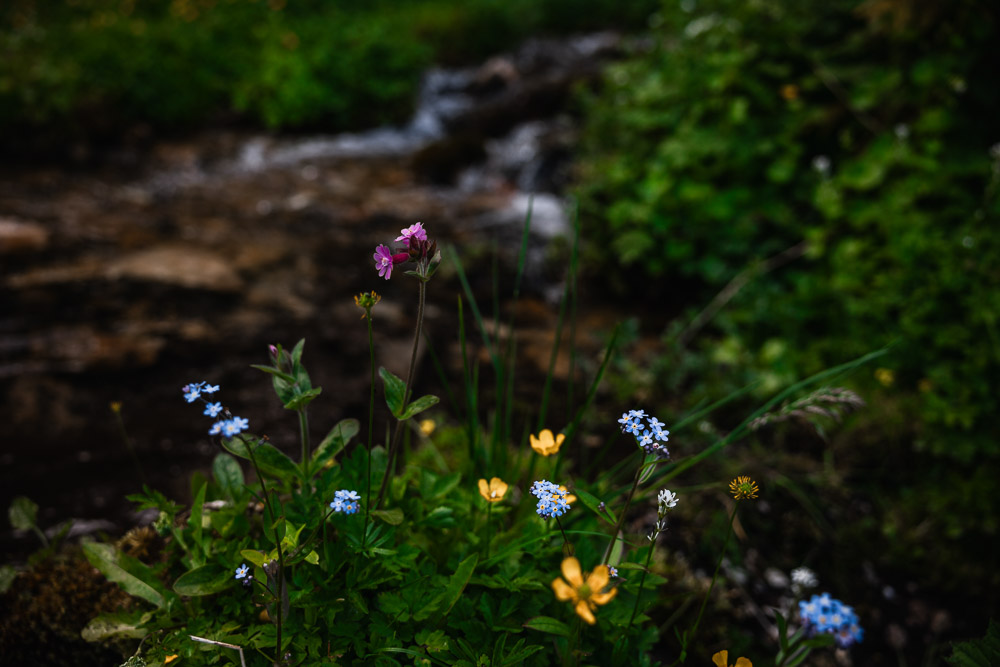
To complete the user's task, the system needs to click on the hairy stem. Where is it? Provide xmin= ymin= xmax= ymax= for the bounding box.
xmin=376 ymin=279 xmax=426 ymax=509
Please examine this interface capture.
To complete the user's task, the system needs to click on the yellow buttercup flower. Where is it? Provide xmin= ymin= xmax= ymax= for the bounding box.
xmin=551 ymin=557 xmax=617 ymax=625
xmin=712 ymin=650 xmax=752 ymax=667
xmin=478 ymin=477 xmax=508 ymax=503
xmin=419 ymin=418 xmax=436 ymax=435
xmin=729 ymin=476 xmax=759 ymax=500
xmin=530 ymin=429 xmax=564 ymax=456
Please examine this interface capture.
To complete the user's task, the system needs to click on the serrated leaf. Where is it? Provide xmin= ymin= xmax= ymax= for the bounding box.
xmin=222 ymin=435 xmax=299 ymax=481
xmin=173 ymin=564 xmax=232 ymax=596
xmin=399 ymin=394 xmax=440 ymax=421
xmin=312 ymin=418 xmax=360 ymax=469
xmin=415 ymin=554 xmax=477 ymax=621
xmin=212 ymin=453 xmax=244 ymax=499
xmin=83 ymin=542 xmax=167 ymax=608
xmin=379 ymin=367 xmax=407 ymax=417
xmin=348 ymin=589 xmax=369 ymax=614
xmin=371 ymin=508 xmax=404 ymax=525
xmin=523 ymin=616 xmax=571 ymax=637
xmin=9 ymin=496 xmax=38 ymax=531
xmin=81 ymin=611 xmax=151 ymax=642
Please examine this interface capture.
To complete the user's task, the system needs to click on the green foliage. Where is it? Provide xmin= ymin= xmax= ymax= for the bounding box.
xmin=575 ymin=0 xmax=1000 ymax=596
xmin=577 ymin=0 xmax=1000 ymax=454
xmin=947 ymin=620 xmax=1000 ymax=666
xmin=0 ymin=0 xmax=658 ymax=151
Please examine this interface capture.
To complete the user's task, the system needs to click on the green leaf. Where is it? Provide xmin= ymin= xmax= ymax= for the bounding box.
xmin=241 ymin=549 xmax=267 ymax=568
xmin=280 ymin=521 xmax=305 ymax=551
xmin=173 ymin=565 xmax=232 ymax=596
xmin=776 ymin=610 xmax=789 ymax=653
xmin=312 ymin=418 xmax=360 ymax=469
xmin=81 ymin=610 xmax=151 ymax=642
xmin=441 ymin=554 xmax=478 ymax=614
xmin=82 ymin=542 xmax=167 ymax=608
xmin=189 ymin=482 xmax=206 ymax=566
xmin=348 ymin=589 xmax=369 ymax=614
xmin=290 ymin=338 xmax=306 ymax=365
xmin=523 ymin=616 xmax=571 ymax=637
xmin=212 ymin=453 xmax=245 ymax=499
xmin=304 ymin=550 xmax=319 ymax=565
xmin=574 ymin=488 xmax=616 ymax=523
xmin=379 ymin=367 xmax=407 ymax=417
xmin=399 ymin=394 xmax=440 ymax=421
xmin=371 ymin=508 xmax=404 ymax=526
xmin=947 ymin=619 xmax=1000 ymax=666
xmin=9 ymin=496 xmax=38 ymax=531
xmin=249 ymin=364 xmax=296 ymax=384
xmin=0 ymin=565 xmax=17 ymax=594
xmin=283 ymin=386 xmax=322 ymax=411
xmin=222 ymin=435 xmax=300 ymax=480
xmin=415 ymin=554 xmax=478 ymax=621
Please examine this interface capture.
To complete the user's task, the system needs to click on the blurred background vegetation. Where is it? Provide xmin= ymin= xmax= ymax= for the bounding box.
xmin=3 ymin=0 xmax=999 ymax=662
xmin=0 ymin=0 xmax=656 ymax=155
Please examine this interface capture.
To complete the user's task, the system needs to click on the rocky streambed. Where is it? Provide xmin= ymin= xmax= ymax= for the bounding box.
xmin=0 ymin=33 xmax=627 ymax=559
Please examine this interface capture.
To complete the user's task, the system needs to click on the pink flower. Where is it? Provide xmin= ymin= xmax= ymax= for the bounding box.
xmin=373 ymin=244 xmax=409 ymax=280
xmin=395 ymin=222 xmax=427 ymax=244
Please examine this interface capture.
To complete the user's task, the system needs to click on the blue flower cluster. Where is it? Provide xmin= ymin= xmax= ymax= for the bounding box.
xmin=799 ymin=593 xmax=864 ymax=648
xmin=182 ymin=381 xmax=250 ymax=437
xmin=618 ymin=409 xmax=670 ymax=458
xmin=531 ymin=480 xmax=571 ymax=519
xmin=330 ymin=489 xmax=361 ymax=515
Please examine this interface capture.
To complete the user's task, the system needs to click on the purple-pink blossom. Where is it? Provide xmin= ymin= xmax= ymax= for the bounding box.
xmin=374 ymin=244 xmax=409 ymax=280
xmin=395 ymin=222 xmax=427 ymax=244
xmin=374 ymin=244 xmax=394 ymax=279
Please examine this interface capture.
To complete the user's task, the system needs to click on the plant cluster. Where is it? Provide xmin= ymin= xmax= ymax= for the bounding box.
xmin=575 ymin=0 xmax=1000 ymax=598
xmin=39 ymin=219 xmax=883 ymax=666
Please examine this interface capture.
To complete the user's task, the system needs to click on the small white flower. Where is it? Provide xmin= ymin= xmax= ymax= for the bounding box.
xmin=811 ymin=155 xmax=831 ymax=174
xmin=657 ymin=489 xmax=679 ymax=510
xmin=791 ymin=566 xmax=818 ymax=589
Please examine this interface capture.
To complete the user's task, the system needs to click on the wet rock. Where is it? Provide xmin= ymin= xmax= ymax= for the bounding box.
xmin=105 ymin=244 xmax=243 ymax=291
xmin=0 ymin=218 xmax=49 ymax=254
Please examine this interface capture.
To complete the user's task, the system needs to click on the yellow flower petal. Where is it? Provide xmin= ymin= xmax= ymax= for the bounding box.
xmin=712 ymin=651 xmax=729 ymax=667
xmin=590 ymin=586 xmax=618 ymax=605
xmin=530 ymin=428 xmax=563 ymax=456
xmin=574 ymin=599 xmax=596 ymax=625
xmin=560 ymin=557 xmax=584 ymax=588
xmin=485 ymin=477 xmax=508 ymax=502
xmin=552 ymin=577 xmax=576 ymax=601
xmin=735 ymin=659 xmax=753 ymax=667
xmin=585 ymin=565 xmax=610 ymax=592
xmin=164 ymin=657 xmax=179 ymax=665
xmin=478 ymin=478 xmax=490 ymax=501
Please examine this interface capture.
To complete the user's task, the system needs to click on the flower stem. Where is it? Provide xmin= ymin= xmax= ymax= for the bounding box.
xmin=375 ymin=278 xmax=426 ymax=509
xmin=689 ymin=504 xmax=738 ymax=644
xmin=627 ymin=533 xmax=659 ymax=630
xmin=298 ymin=408 xmax=310 ymax=481
xmin=485 ymin=502 xmax=493 ymax=560
xmin=361 ymin=310 xmax=376 ymax=549
xmin=245 ymin=438 xmax=285 ymax=665
xmin=555 ymin=516 xmax=574 ymax=557
xmin=604 ymin=452 xmax=644 ymax=565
